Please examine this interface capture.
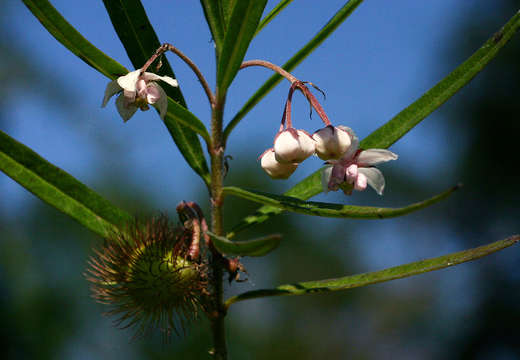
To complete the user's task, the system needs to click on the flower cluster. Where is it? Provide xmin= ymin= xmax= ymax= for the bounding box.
xmin=102 ymin=69 xmax=178 ymax=121
xmin=260 ymin=81 xmax=397 ymax=195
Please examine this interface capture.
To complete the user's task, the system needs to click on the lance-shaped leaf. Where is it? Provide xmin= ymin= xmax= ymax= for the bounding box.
xmin=207 ymin=231 xmax=281 ymax=257
xmin=23 ymin=0 xmax=211 ymax=186
xmin=102 ymin=0 xmax=211 ymax=185
xmin=217 ymin=0 xmax=267 ymax=96
xmin=0 ymin=131 xmax=132 ymax=238
xmin=225 ymin=235 xmax=520 ymax=307
xmin=228 ymin=8 xmax=520 ymax=236
xmin=254 ymin=0 xmax=294 ymax=37
xmin=200 ymin=0 xmax=226 ymax=57
xmin=223 ymin=185 xmax=458 ymax=219
xmin=223 ymin=0 xmax=364 ymax=142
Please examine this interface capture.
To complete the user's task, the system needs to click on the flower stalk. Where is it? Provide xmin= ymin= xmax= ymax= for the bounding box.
xmin=143 ymin=43 xmax=215 ymax=106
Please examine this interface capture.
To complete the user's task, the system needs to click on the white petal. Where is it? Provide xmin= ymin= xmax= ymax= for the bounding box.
xmin=116 ymin=70 xmax=141 ymax=91
xmin=358 ymin=167 xmax=385 ymax=195
xmin=321 ymin=166 xmax=333 ymax=193
xmin=143 ymin=72 xmax=179 ymax=87
xmin=102 ymin=80 xmax=122 ymax=107
xmin=150 ymin=83 xmax=168 ymax=119
xmin=115 ymin=93 xmax=138 ymax=122
xmin=357 ymin=149 xmax=398 ymax=166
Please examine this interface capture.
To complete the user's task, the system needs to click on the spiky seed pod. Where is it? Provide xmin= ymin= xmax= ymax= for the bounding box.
xmin=86 ymin=215 xmax=208 ymax=339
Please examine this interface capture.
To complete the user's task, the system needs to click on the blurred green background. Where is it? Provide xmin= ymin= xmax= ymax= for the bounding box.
xmin=1 ymin=1 xmax=519 ymax=359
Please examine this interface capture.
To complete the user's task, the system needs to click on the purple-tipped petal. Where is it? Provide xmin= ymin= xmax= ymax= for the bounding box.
xmin=345 ymin=164 xmax=358 ymax=184
xmin=354 ymin=173 xmax=367 ymax=191
xmin=357 ymin=149 xmax=398 ymax=166
xmin=358 ymin=167 xmax=385 ymax=195
xmin=150 ymin=83 xmax=168 ymax=119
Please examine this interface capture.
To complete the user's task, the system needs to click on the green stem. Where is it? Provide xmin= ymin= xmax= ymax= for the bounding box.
xmin=209 ymin=89 xmax=227 ymax=359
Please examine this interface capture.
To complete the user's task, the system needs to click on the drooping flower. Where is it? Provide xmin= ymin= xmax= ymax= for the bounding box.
xmin=312 ymin=125 xmax=353 ymax=160
xmin=321 ymin=129 xmax=398 ymax=195
xmin=273 ymin=128 xmax=315 ymax=164
xmin=102 ymin=70 xmax=178 ymax=121
xmin=260 ymin=148 xmax=298 ymax=179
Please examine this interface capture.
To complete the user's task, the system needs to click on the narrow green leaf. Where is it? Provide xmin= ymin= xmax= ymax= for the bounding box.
xmin=225 ymin=235 xmax=520 ymax=307
xmin=207 ymin=231 xmax=282 ymax=257
xmin=221 ymin=0 xmax=237 ymax=26
xmin=228 ymin=7 xmax=520 ymax=236
xmin=23 ymin=0 xmax=211 ymax=186
xmin=0 ymin=131 xmax=133 ymax=238
xmin=254 ymin=0 xmax=294 ymax=37
xmin=200 ymin=0 xmax=226 ymax=57
xmin=102 ymin=0 xmax=211 ymax=185
xmin=223 ymin=0 xmax=364 ymax=142
xmin=217 ymin=0 xmax=267 ymax=95
xmin=223 ymin=185 xmax=458 ymax=219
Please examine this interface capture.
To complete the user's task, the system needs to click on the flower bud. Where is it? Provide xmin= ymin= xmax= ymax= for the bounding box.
xmin=312 ymin=125 xmax=352 ymax=160
xmin=273 ymin=129 xmax=315 ymax=164
xmin=260 ymin=148 xmax=298 ymax=179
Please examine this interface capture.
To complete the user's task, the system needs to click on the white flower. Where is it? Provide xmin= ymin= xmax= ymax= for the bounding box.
xmin=312 ymin=125 xmax=352 ymax=160
xmin=321 ymin=131 xmax=398 ymax=195
xmin=102 ymin=70 xmax=178 ymax=122
xmin=273 ymin=128 xmax=315 ymax=164
xmin=260 ymin=148 xmax=298 ymax=179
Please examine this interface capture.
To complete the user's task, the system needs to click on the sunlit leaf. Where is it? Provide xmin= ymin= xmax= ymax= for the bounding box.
xmin=225 ymin=235 xmax=520 ymax=307
xmin=223 ymin=0 xmax=364 ymax=142
xmin=228 ymin=8 xmax=520 ymax=236
xmin=254 ymin=0 xmax=294 ymax=37
xmin=217 ymin=0 xmax=267 ymax=96
xmin=0 ymin=131 xmax=132 ymax=238
xmin=223 ymin=185 xmax=458 ymax=219
xmin=200 ymin=0 xmax=226 ymax=57
xmin=207 ymin=231 xmax=281 ymax=257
